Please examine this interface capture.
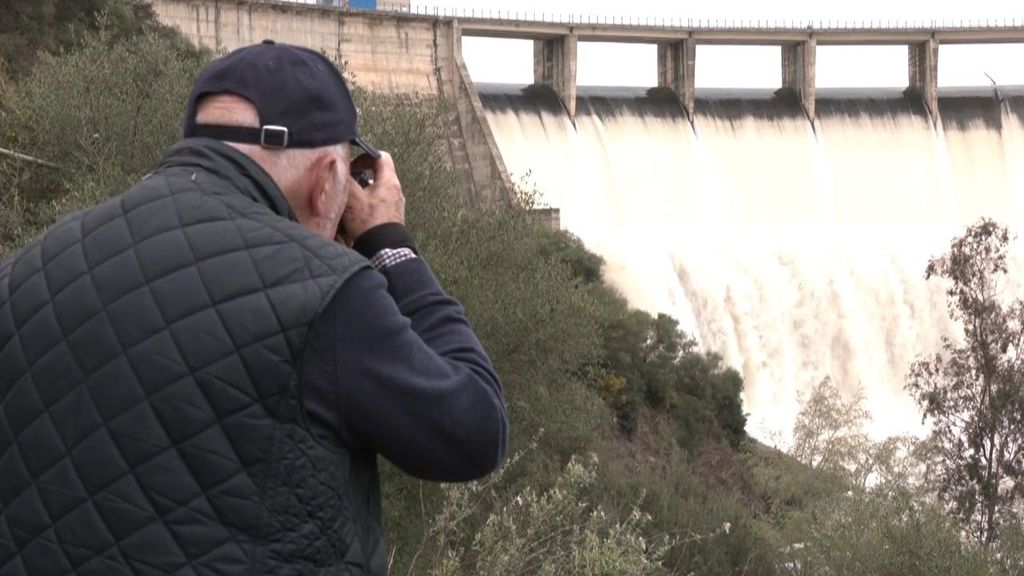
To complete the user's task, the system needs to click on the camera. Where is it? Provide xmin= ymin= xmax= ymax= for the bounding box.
xmin=351 ymin=169 xmax=374 ymax=188
xmin=350 ymin=147 xmax=382 ymax=188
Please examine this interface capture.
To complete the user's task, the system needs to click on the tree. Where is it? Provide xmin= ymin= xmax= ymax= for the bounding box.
xmin=595 ymin=307 xmax=747 ymax=447
xmin=790 ymin=377 xmax=871 ymax=482
xmin=907 ymin=218 xmax=1024 ymax=547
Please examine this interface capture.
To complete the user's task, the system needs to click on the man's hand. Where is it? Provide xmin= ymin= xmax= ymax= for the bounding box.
xmin=342 ymin=151 xmax=405 ymax=244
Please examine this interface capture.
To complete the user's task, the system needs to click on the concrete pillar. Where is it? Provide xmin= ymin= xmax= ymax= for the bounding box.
xmin=533 ymin=35 xmax=578 ymax=119
xmin=436 ymin=20 xmax=514 ymax=202
xmin=657 ymin=38 xmax=696 ymax=120
xmin=909 ymin=38 xmax=939 ymax=124
xmin=782 ymin=39 xmax=816 ymax=123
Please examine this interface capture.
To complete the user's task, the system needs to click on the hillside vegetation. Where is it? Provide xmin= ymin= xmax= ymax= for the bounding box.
xmin=1 ymin=4 xmax=1020 ymax=574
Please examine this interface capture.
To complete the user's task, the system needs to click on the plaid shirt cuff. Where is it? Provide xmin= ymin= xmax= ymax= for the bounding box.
xmin=370 ymin=247 xmax=418 ymax=270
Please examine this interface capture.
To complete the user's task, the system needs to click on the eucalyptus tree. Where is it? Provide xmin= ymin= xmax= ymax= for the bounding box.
xmin=907 ymin=219 xmax=1024 ymax=547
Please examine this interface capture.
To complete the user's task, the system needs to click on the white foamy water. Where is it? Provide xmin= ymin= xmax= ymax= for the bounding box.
xmin=480 ymin=85 xmax=1024 ymax=442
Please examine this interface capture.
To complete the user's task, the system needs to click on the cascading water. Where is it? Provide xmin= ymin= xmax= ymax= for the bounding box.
xmin=478 ymin=83 xmax=1024 ymax=441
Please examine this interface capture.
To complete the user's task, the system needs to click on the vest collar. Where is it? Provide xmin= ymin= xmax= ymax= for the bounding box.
xmin=158 ymin=138 xmax=298 ymax=222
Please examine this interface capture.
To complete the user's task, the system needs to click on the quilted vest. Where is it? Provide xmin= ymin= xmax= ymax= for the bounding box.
xmin=0 ymin=140 xmax=384 ymax=575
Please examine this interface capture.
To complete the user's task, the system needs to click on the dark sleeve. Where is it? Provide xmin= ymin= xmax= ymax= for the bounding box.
xmin=302 ymin=258 xmax=508 ymax=482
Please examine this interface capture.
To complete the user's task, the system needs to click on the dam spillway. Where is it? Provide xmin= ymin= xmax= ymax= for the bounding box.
xmin=479 ymin=84 xmax=1024 ymax=440
xmin=144 ymin=0 xmax=1024 ymax=439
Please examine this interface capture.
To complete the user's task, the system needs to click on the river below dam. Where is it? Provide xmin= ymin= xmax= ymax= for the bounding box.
xmin=478 ymin=83 xmax=1024 ymax=441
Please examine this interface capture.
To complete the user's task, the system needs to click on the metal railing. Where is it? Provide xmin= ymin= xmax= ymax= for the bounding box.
xmin=283 ymin=1 xmax=1024 ymax=31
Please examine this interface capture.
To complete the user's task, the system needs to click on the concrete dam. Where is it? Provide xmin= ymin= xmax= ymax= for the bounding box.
xmin=151 ymin=0 xmax=1024 ymax=441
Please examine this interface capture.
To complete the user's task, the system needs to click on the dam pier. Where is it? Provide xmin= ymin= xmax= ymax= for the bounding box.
xmin=459 ymin=20 xmax=1021 ymax=125
xmin=150 ymin=1 xmax=1024 ymax=126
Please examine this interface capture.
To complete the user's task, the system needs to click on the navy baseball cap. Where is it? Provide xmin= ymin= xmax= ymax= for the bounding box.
xmin=183 ymin=39 xmax=379 ymax=158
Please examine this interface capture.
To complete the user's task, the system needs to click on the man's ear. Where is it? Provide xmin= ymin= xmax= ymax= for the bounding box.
xmin=308 ymin=152 xmax=340 ymax=218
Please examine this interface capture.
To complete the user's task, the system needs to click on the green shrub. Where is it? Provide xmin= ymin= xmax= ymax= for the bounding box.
xmin=0 ymin=26 xmax=206 ymax=253
xmin=994 ymin=520 xmax=1024 ymax=576
xmin=784 ymin=490 xmax=995 ymax=576
xmin=421 ymin=451 xmax=669 ymax=576
xmin=595 ymin=303 xmax=746 ymax=448
xmin=0 ymin=0 xmax=162 ymax=78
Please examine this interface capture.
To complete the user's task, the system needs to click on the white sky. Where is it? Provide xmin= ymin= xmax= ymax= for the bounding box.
xmin=411 ymin=0 xmax=1024 ymax=87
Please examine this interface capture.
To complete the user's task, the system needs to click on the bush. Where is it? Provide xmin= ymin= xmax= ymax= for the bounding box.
xmin=0 ymin=26 xmax=207 ymax=253
xmin=421 ymin=451 xmax=669 ymax=576
xmin=602 ymin=419 xmax=776 ymax=575
xmin=995 ymin=519 xmax=1024 ymax=576
xmin=0 ymin=0 xmax=162 ymax=78
xmin=783 ymin=490 xmax=995 ymax=576
xmin=596 ymin=304 xmax=746 ymax=448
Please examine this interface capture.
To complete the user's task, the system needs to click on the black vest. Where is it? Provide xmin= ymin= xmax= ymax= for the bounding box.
xmin=0 ymin=140 xmax=385 ymax=575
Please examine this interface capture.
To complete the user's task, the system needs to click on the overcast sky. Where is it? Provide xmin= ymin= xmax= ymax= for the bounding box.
xmin=406 ymin=0 xmax=1024 ymax=88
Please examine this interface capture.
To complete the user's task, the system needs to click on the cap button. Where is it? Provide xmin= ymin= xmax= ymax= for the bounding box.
xmin=262 ymin=39 xmax=276 ymax=45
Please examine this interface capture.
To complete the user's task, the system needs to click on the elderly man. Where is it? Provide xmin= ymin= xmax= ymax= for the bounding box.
xmin=0 ymin=41 xmax=508 ymax=575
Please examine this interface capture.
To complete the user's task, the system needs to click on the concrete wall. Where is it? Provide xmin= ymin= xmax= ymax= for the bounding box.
xmin=533 ymin=36 xmax=578 ymax=120
xmin=454 ymin=45 xmax=514 ymax=202
xmin=434 ymin=23 xmax=514 ymax=201
xmin=908 ymin=39 xmax=939 ymax=124
xmin=657 ymin=39 xmax=695 ymax=119
xmin=782 ymin=40 xmax=816 ymax=122
xmin=150 ymin=0 xmax=439 ymax=93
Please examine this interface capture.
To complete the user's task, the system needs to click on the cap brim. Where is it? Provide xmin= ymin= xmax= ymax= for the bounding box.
xmin=351 ymin=136 xmax=381 ymax=160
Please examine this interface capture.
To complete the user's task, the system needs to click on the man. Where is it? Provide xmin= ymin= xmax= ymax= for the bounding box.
xmin=0 ymin=41 xmax=508 ymax=575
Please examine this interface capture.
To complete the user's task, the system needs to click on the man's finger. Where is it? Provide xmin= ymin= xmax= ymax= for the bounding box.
xmin=371 ymin=152 xmax=397 ymax=182
xmin=345 ymin=174 xmax=369 ymax=205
